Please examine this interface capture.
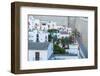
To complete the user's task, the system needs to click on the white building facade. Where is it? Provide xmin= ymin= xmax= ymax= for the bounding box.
xmin=28 ymin=30 xmax=48 ymax=43
xmin=28 ymin=16 xmax=54 ymax=61
xmin=28 ymin=16 xmax=75 ymax=61
xmin=28 ymin=42 xmax=53 ymax=61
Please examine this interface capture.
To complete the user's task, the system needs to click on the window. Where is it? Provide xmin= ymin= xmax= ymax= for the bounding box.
xmin=48 ymin=25 xmax=50 ymax=28
xmin=37 ymin=34 xmax=39 ymax=42
xmin=35 ymin=52 xmax=40 ymax=60
xmin=45 ymin=36 xmax=47 ymax=42
xmin=42 ymin=23 xmax=46 ymax=25
xmin=35 ymin=23 xmax=38 ymax=26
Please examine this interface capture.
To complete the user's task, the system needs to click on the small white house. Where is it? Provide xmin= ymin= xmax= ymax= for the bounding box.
xmin=65 ymin=42 xmax=79 ymax=56
xmin=47 ymin=21 xmax=57 ymax=29
xmin=68 ymin=44 xmax=79 ymax=55
xmin=28 ymin=16 xmax=41 ymax=30
xmin=40 ymin=21 xmax=48 ymax=31
xmin=67 ymin=27 xmax=72 ymax=34
xmin=28 ymin=30 xmax=37 ymax=42
xmin=28 ymin=30 xmax=48 ymax=42
xmin=57 ymin=27 xmax=72 ymax=39
xmin=34 ymin=19 xmax=41 ymax=30
xmin=28 ymin=16 xmax=35 ymax=30
xmin=28 ymin=42 xmax=53 ymax=61
xmin=38 ymin=31 xmax=48 ymax=42
xmin=58 ymin=31 xmax=70 ymax=39
xmin=57 ymin=25 xmax=63 ymax=30
xmin=28 ymin=17 xmax=58 ymax=31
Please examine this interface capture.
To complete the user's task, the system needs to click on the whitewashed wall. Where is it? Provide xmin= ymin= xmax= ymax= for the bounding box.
xmin=28 ymin=50 xmax=48 ymax=61
xmin=29 ymin=30 xmax=48 ymax=42
xmin=29 ymin=31 xmax=37 ymax=42
xmin=75 ymin=18 xmax=88 ymax=49
xmin=39 ymin=31 xmax=48 ymax=42
xmin=47 ymin=43 xmax=53 ymax=59
xmin=69 ymin=17 xmax=88 ymax=49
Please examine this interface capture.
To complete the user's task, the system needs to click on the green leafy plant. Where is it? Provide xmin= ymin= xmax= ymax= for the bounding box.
xmin=53 ymin=44 xmax=65 ymax=54
xmin=48 ymin=29 xmax=58 ymax=33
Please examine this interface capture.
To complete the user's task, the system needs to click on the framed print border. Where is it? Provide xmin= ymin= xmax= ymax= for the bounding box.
xmin=11 ymin=2 xmax=98 ymax=74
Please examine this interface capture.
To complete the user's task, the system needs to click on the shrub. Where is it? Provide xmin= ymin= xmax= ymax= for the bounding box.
xmin=53 ymin=44 xmax=65 ymax=54
xmin=48 ymin=29 xmax=58 ymax=33
xmin=48 ymin=34 xmax=52 ymax=42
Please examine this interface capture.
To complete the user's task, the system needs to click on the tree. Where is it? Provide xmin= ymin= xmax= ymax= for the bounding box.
xmin=69 ymin=36 xmax=74 ymax=44
xmin=72 ymin=28 xmax=78 ymax=37
xmin=56 ymin=39 xmax=60 ymax=45
xmin=53 ymin=44 xmax=65 ymax=54
xmin=61 ymin=37 xmax=65 ymax=45
xmin=48 ymin=29 xmax=58 ymax=42
xmin=53 ymin=35 xmax=57 ymax=43
xmin=61 ymin=37 xmax=70 ymax=45
xmin=64 ymin=37 xmax=70 ymax=45
xmin=48 ymin=34 xmax=52 ymax=42
xmin=48 ymin=29 xmax=58 ymax=33
xmin=71 ymin=28 xmax=81 ymax=44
